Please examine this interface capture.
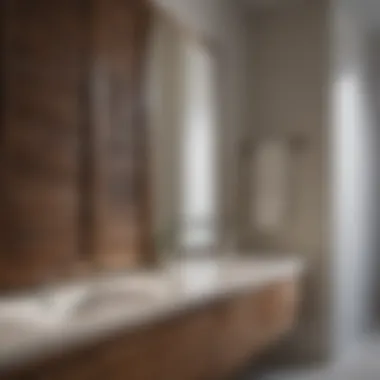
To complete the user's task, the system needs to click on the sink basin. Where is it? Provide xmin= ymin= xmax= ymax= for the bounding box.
xmin=0 ymin=276 xmax=170 ymax=337
xmin=66 ymin=277 xmax=170 ymax=321
xmin=72 ymin=288 xmax=161 ymax=320
xmin=0 ymin=301 xmax=58 ymax=325
xmin=0 ymin=301 xmax=61 ymax=348
xmin=0 ymin=318 xmax=44 ymax=346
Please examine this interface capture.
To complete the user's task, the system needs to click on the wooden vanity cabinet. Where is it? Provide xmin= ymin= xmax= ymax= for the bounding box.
xmin=3 ymin=279 xmax=300 ymax=380
xmin=256 ymin=281 xmax=298 ymax=342
xmin=213 ymin=294 xmax=257 ymax=378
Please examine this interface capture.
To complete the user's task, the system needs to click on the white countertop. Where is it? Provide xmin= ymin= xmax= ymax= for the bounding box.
xmin=0 ymin=256 xmax=304 ymax=373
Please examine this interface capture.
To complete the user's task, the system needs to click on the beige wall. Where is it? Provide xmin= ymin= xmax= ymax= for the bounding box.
xmin=245 ymin=0 xmax=377 ymax=363
xmin=149 ymin=0 xmax=377 ymax=364
xmin=147 ymin=14 xmax=182 ymax=250
xmin=369 ymin=36 xmax=380 ymax=329
xmin=245 ymin=1 xmax=331 ymax=361
xmin=149 ymin=0 xmax=248 ymax=250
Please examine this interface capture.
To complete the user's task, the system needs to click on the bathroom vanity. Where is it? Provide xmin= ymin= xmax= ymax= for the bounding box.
xmin=0 ymin=258 xmax=303 ymax=380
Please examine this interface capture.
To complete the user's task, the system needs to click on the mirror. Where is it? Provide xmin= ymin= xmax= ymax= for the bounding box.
xmin=147 ymin=10 xmax=219 ymax=258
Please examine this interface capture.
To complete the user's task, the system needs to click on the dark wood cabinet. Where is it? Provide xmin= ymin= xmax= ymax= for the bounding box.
xmin=0 ymin=0 xmax=154 ymax=290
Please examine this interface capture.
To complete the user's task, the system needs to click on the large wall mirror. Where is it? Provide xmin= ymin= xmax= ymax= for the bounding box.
xmin=147 ymin=10 xmax=220 ymax=259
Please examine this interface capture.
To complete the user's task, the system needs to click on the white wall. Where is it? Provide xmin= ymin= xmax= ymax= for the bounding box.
xmin=331 ymin=1 xmax=376 ymax=358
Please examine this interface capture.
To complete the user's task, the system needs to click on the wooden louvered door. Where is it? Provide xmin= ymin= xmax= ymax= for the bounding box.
xmin=0 ymin=0 xmax=88 ymax=289
xmin=0 ymin=0 xmax=154 ymax=290
xmin=90 ymin=0 xmax=154 ymax=271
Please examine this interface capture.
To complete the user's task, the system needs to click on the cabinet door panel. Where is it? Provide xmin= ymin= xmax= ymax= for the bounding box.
xmin=90 ymin=0 xmax=153 ymax=270
xmin=0 ymin=0 xmax=88 ymax=289
xmin=212 ymin=297 xmax=256 ymax=378
xmin=256 ymin=281 xmax=299 ymax=344
xmin=0 ymin=0 xmax=154 ymax=288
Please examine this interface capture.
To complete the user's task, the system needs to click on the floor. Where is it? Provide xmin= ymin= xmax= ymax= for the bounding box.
xmin=249 ymin=337 xmax=380 ymax=380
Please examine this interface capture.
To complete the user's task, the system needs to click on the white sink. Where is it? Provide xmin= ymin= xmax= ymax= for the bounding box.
xmin=0 ymin=301 xmax=62 ymax=349
xmin=57 ymin=276 xmax=169 ymax=322
xmin=0 ymin=318 xmax=44 ymax=346
xmin=71 ymin=288 xmax=160 ymax=320
xmin=0 ymin=301 xmax=59 ymax=325
xmin=0 ymin=276 xmax=170 ymax=340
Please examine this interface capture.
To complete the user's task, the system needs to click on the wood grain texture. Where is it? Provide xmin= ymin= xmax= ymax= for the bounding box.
xmin=0 ymin=0 xmax=88 ymax=289
xmin=89 ymin=0 xmax=154 ymax=270
xmin=0 ymin=0 xmax=154 ymax=289
xmin=2 ymin=280 xmax=300 ymax=380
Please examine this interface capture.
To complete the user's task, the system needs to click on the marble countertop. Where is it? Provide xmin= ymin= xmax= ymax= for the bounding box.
xmin=0 ymin=256 xmax=304 ymax=373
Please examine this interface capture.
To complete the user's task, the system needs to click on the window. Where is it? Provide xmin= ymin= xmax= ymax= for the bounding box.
xmin=179 ymin=37 xmax=218 ymax=253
